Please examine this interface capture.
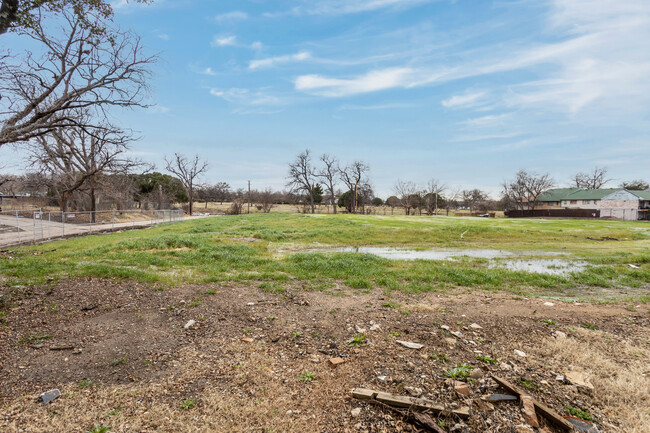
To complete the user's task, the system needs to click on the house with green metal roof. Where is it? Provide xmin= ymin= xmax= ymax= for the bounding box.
xmin=600 ymin=190 xmax=650 ymax=221
xmin=523 ymin=188 xmax=650 ymax=220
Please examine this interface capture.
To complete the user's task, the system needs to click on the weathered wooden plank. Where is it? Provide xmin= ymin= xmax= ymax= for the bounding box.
xmin=490 ymin=375 xmax=575 ymax=431
xmin=352 ymin=388 xmax=470 ymax=419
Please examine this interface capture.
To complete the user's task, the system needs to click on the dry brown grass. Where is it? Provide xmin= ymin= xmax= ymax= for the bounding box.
xmin=2 ymin=342 xmax=351 ymax=433
xmin=529 ymin=328 xmax=650 ymax=433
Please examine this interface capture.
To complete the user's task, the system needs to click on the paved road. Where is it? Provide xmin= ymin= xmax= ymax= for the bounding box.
xmin=0 ymin=213 xmax=213 ymax=248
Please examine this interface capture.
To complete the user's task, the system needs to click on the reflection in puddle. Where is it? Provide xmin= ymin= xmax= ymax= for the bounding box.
xmin=491 ymin=259 xmax=588 ymax=275
xmin=299 ymin=247 xmax=586 ymax=275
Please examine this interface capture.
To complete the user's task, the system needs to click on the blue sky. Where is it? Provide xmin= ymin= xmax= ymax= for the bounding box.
xmin=3 ymin=0 xmax=650 ymax=197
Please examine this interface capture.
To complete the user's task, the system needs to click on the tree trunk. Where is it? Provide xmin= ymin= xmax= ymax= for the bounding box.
xmin=90 ymin=186 xmax=96 ymax=223
xmin=310 ymin=194 xmax=315 ymax=214
xmin=189 ymin=191 xmax=193 ymax=216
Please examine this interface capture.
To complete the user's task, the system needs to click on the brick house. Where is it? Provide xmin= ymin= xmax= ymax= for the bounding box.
xmin=600 ymin=190 xmax=650 ymax=221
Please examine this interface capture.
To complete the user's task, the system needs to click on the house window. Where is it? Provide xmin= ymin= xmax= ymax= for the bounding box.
xmin=583 ymin=200 xmax=591 ymax=205
xmin=570 ymin=200 xmax=577 ymax=204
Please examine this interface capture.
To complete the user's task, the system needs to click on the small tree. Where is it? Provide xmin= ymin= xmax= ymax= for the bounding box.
xmin=423 ymin=179 xmax=446 ymax=215
xmin=372 ymin=197 xmax=383 ymax=206
xmin=339 ymin=160 xmax=370 ymax=214
xmin=393 ymin=180 xmax=418 ymax=215
xmin=571 ymin=167 xmax=611 ymax=189
xmin=621 ymin=179 xmax=649 ymax=191
xmin=317 ymin=154 xmax=339 ymax=214
xmin=164 ymin=153 xmax=208 ymax=216
xmin=287 ymin=149 xmax=317 ymax=214
xmin=502 ymin=169 xmax=554 ymax=213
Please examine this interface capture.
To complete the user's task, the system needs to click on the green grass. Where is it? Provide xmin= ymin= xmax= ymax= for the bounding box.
xmin=18 ymin=333 xmax=52 ymax=345
xmin=86 ymin=426 xmax=111 ymax=433
xmin=180 ymin=398 xmax=197 ymax=410
xmin=444 ymin=364 xmax=474 ymax=381
xmin=476 ymin=355 xmax=497 ymax=365
xmin=346 ymin=333 xmax=366 ymax=347
xmin=1 ymin=213 xmax=648 ymax=301
xmin=565 ymin=405 xmax=596 ymax=422
xmin=299 ymin=370 xmax=315 ymax=383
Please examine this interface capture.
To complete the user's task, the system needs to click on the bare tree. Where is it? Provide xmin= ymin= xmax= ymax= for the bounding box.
xmin=423 ymin=179 xmax=446 ymax=216
xmin=393 ymin=179 xmax=418 ymax=215
xmin=445 ymin=187 xmax=462 ymax=216
xmin=28 ymin=119 xmax=135 ymax=215
xmin=317 ymin=154 xmax=339 ymax=214
xmin=0 ymin=8 xmax=155 ymax=148
xmin=286 ymin=149 xmax=317 ymax=214
xmin=164 ymin=153 xmax=208 ymax=216
xmin=502 ymin=169 xmax=554 ymax=213
xmin=339 ymin=160 xmax=370 ymax=214
xmin=571 ymin=167 xmax=611 ymax=190
xmin=462 ymin=189 xmax=488 ymax=213
xmin=257 ymin=188 xmax=276 ymax=213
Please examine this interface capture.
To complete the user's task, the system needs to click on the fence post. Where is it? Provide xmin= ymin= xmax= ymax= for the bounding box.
xmin=33 ymin=212 xmax=36 ymax=243
xmin=48 ymin=212 xmax=51 ymax=240
xmin=15 ymin=210 xmax=20 ymax=243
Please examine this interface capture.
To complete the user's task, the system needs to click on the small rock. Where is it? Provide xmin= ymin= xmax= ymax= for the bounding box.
xmin=469 ymin=323 xmax=482 ymax=330
xmin=450 ymin=331 xmax=463 ymax=338
xmin=453 ymin=381 xmax=471 ymax=397
xmin=355 ymin=325 xmax=366 ymax=334
xmin=396 ymin=340 xmax=424 ymax=350
xmin=553 ymin=331 xmax=567 ymax=339
xmin=369 ymin=324 xmax=381 ymax=331
xmin=39 ymin=389 xmax=61 ymax=404
xmin=405 ymin=387 xmax=423 ymax=397
xmin=450 ymin=422 xmax=466 ymax=433
xmin=328 ymin=357 xmax=345 ymax=367
xmin=540 ymin=380 xmax=549 ymax=385
xmin=183 ymin=319 xmax=196 ymax=329
xmin=470 ymin=369 xmax=483 ymax=379
xmin=241 ymin=337 xmax=254 ymax=343
xmin=445 ymin=337 xmax=457 ymax=346
xmin=286 ymin=410 xmax=293 ymax=415
xmin=565 ymin=371 xmax=594 ymax=394
xmin=514 ymin=349 xmax=526 ymax=357
xmin=520 ymin=395 xmax=539 ymax=428
xmin=351 ymin=408 xmax=362 ymax=418
xmin=500 ymin=362 xmax=512 ymax=371
xmin=543 ymin=302 xmax=555 ymax=307
xmin=246 ymin=302 xmax=255 ymax=306
xmin=31 ymin=344 xmax=44 ymax=349
xmin=516 ymin=426 xmax=535 ymax=433
xmin=441 ymin=325 xmax=450 ymax=331
xmin=377 ymin=375 xmax=388 ymax=382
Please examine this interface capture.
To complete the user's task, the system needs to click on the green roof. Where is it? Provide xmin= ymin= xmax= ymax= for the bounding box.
xmin=535 ymin=188 xmax=581 ymax=202
xmin=629 ymin=190 xmax=650 ymax=200
xmin=566 ymin=189 xmax=619 ymax=200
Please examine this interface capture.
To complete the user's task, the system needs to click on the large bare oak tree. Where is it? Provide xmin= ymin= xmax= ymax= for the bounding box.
xmin=164 ymin=153 xmax=208 ymax=216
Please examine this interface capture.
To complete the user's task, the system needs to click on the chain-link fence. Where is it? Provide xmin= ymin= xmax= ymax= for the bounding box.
xmin=0 ymin=209 xmax=184 ymax=248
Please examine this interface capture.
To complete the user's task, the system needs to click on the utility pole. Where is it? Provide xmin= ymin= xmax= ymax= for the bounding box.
xmin=248 ymin=180 xmax=251 ymax=214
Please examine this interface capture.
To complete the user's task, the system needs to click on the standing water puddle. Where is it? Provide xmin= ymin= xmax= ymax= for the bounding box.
xmin=299 ymin=247 xmax=586 ymax=276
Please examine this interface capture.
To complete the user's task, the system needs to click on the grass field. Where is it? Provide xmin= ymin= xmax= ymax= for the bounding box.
xmin=1 ymin=213 xmax=648 ymax=301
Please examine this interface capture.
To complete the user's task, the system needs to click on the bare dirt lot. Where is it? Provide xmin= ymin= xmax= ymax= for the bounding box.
xmin=1 ymin=279 xmax=648 ymax=432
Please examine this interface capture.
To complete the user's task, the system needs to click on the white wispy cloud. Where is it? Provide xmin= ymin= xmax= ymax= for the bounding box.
xmin=214 ymin=11 xmax=248 ymax=22
xmin=210 ymin=88 xmax=283 ymax=106
xmin=441 ymin=91 xmax=487 ymax=109
xmin=249 ymin=51 xmax=311 ymax=70
xmin=265 ymin=0 xmax=432 ymax=17
xmin=459 ymin=113 xmax=512 ymax=127
xmin=201 ymin=67 xmax=217 ymax=76
xmin=211 ymin=35 xmax=237 ymax=47
xmin=339 ymin=103 xmax=414 ymax=110
xmin=295 ymin=67 xmax=415 ymax=97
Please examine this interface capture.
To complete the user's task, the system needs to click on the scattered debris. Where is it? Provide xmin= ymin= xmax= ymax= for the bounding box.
xmin=469 ymin=323 xmax=482 ymax=330
xmin=405 ymin=386 xmax=423 ymax=397
xmin=183 ymin=319 xmax=196 ymax=329
xmin=246 ymin=302 xmax=255 ymax=306
xmin=39 ymin=389 xmax=61 ymax=404
xmin=441 ymin=325 xmax=450 ymax=331
xmin=352 ymin=388 xmax=470 ymax=418
xmin=521 ymin=395 xmax=540 ymax=427
xmin=564 ymin=416 xmax=600 ymax=433
xmin=628 ymin=264 xmax=639 ymax=269
xmin=396 ymin=340 xmax=424 ymax=350
xmin=240 ymin=337 xmax=254 ymax=343
xmin=369 ymin=323 xmax=381 ymax=331
xmin=543 ymin=302 xmax=555 ymax=307
xmin=49 ymin=345 xmax=75 ymax=351
xmin=350 ymin=407 xmax=361 ymax=418
xmin=485 ymin=393 xmax=518 ymax=402
xmin=355 ymin=325 xmax=366 ymax=334
xmin=450 ymin=331 xmax=463 ymax=338
xmin=513 ymin=349 xmax=526 ymax=357
xmin=453 ymin=381 xmax=471 ymax=397
xmin=552 ymin=331 xmax=567 ymax=339
xmin=491 ymin=375 xmax=574 ymax=431
xmin=516 ymin=426 xmax=535 ymax=433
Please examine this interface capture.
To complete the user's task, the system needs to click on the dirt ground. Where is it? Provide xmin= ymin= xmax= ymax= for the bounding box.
xmin=0 ymin=280 xmax=648 ymax=432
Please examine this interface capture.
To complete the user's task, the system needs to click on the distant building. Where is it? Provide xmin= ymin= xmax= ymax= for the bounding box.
xmin=520 ymin=188 xmax=650 ymax=221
